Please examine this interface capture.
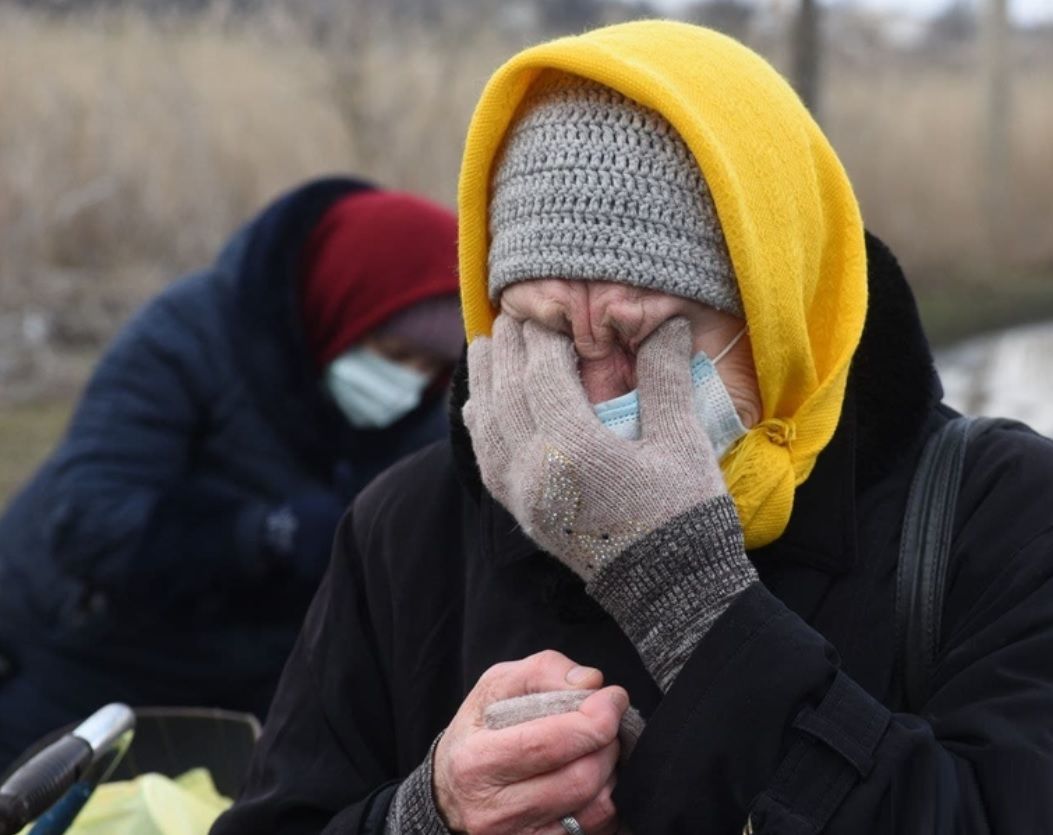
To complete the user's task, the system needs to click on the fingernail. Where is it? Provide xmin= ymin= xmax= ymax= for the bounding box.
xmin=608 ymin=689 xmax=629 ymax=712
xmin=566 ymin=665 xmax=595 ymax=686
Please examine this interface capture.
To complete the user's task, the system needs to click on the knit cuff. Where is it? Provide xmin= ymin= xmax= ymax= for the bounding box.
xmin=385 ymin=734 xmax=450 ymax=834
xmin=586 ymin=496 xmax=758 ymax=692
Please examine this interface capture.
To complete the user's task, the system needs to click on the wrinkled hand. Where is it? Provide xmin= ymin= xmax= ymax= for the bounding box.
xmin=433 ymin=650 xmax=626 ymax=835
xmin=464 ymin=315 xmax=728 ymax=582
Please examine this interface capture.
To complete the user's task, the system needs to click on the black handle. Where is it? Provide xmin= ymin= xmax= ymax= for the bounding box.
xmin=0 ymin=734 xmax=92 ymax=835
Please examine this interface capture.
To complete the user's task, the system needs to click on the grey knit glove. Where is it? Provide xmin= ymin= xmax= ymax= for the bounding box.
xmin=464 ymin=316 xmax=758 ymax=690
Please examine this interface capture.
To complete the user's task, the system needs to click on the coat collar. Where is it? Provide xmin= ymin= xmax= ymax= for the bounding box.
xmin=448 ymin=232 xmax=941 ymax=576
xmin=750 ymin=391 xmax=859 ymax=573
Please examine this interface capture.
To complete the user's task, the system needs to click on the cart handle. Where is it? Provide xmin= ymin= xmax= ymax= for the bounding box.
xmin=0 ymin=704 xmax=135 ymax=835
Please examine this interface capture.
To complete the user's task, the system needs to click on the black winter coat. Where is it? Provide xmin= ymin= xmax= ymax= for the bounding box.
xmin=0 ymin=179 xmax=451 ymax=763
xmin=212 ymin=234 xmax=1053 ymax=833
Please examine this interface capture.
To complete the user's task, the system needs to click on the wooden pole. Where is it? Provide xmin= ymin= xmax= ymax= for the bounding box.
xmin=982 ymin=0 xmax=1011 ymax=261
xmin=791 ymin=0 xmax=822 ymax=121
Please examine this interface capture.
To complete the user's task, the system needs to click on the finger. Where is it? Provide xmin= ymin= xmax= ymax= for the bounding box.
xmin=521 ymin=320 xmax=602 ymax=437
xmin=490 ymin=314 xmax=535 ymax=449
xmin=538 ymin=812 xmax=619 ymax=835
xmin=473 ymin=650 xmax=604 ymax=707
xmin=481 ymin=687 xmax=627 ymax=782
xmin=636 ymin=317 xmax=697 ymax=444
xmin=493 ymin=736 xmax=621 ymax=828
xmin=464 ymin=333 xmax=519 ymax=490
xmin=617 ymin=704 xmax=646 ymax=763
xmin=464 ymin=333 xmax=494 ymax=434
xmin=566 ymin=773 xmax=619 ymax=835
xmin=466 ymin=330 xmax=492 ymax=392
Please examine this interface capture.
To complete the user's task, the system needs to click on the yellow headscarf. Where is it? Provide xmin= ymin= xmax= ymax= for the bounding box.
xmin=458 ymin=20 xmax=868 ymax=550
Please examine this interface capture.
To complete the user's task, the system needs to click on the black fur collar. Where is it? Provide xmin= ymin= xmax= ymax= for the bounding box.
xmin=851 ymin=232 xmax=942 ymax=486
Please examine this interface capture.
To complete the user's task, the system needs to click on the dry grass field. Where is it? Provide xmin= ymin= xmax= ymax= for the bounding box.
xmin=827 ymin=63 xmax=1053 ymax=272
xmin=0 ymin=2 xmax=1050 ymax=501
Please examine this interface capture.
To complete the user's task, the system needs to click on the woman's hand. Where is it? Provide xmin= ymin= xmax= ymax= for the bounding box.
xmin=433 ymin=650 xmax=626 ymax=835
xmin=464 ymin=314 xmax=727 ymax=582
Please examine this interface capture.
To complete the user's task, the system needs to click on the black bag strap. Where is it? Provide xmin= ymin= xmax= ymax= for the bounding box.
xmin=895 ymin=415 xmax=1010 ymax=711
xmin=748 ymin=414 xmax=1013 ymax=834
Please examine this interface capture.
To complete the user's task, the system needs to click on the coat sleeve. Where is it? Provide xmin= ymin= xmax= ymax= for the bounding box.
xmin=209 ymin=509 xmax=402 ymax=835
xmin=40 ymin=283 xmax=274 ymax=600
xmin=615 ymin=432 xmax=1053 ymax=833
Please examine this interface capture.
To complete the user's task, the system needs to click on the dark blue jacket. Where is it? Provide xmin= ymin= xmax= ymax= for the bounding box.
xmin=0 ymin=178 xmax=452 ymax=763
xmin=212 ymin=234 xmax=1053 ymax=833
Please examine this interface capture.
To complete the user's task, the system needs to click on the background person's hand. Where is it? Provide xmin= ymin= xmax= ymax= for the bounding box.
xmin=262 ymin=491 xmax=346 ymax=583
xmin=433 ymin=649 xmax=627 ymax=835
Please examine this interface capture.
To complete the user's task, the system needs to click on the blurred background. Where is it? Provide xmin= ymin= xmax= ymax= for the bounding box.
xmin=0 ymin=0 xmax=1051 ymax=501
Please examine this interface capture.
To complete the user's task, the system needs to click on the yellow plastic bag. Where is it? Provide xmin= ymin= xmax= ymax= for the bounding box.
xmin=22 ymin=768 xmax=232 ymax=835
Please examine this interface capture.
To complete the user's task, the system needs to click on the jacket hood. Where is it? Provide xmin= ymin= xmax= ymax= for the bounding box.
xmin=456 ymin=21 xmax=868 ymax=549
xmin=215 ymin=176 xmax=448 ymax=481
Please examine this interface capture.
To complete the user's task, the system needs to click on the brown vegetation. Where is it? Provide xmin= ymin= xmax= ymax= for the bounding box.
xmin=0 ymin=1 xmax=1050 ymax=407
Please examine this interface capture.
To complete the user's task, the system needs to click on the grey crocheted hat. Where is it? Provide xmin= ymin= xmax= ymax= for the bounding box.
xmin=487 ymin=73 xmax=743 ymax=317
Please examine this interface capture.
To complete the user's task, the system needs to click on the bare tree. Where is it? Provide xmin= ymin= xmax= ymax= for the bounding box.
xmin=982 ymin=0 xmax=1011 ymax=260
xmin=685 ymin=0 xmax=755 ymax=41
xmin=791 ymin=0 xmax=822 ymax=120
xmin=536 ymin=0 xmax=604 ymax=32
xmin=929 ymin=0 xmax=978 ymax=45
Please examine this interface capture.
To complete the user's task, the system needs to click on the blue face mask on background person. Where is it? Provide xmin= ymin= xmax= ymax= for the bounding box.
xmin=325 ymin=347 xmax=431 ymax=429
xmin=593 ymin=328 xmax=748 ymax=457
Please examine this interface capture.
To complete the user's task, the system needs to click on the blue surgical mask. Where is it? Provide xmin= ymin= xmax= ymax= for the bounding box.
xmin=325 ymin=347 xmax=430 ymax=429
xmin=593 ymin=328 xmax=748 ymax=458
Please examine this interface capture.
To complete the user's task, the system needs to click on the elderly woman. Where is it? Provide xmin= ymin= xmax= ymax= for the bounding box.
xmin=213 ymin=22 xmax=1053 ymax=835
xmin=0 ymin=178 xmax=463 ymax=765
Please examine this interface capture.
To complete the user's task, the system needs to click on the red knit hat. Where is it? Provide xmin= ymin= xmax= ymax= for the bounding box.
xmin=300 ymin=190 xmax=461 ymax=368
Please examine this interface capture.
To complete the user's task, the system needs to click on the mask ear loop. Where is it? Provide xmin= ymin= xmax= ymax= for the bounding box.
xmin=711 ymin=326 xmax=748 ymax=366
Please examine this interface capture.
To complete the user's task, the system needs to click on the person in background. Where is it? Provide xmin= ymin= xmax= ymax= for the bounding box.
xmin=212 ymin=22 xmax=1053 ymax=835
xmin=0 ymin=177 xmax=463 ymax=765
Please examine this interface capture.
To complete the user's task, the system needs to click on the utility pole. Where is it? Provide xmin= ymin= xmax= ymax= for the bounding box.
xmin=982 ymin=0 xmax=1011 ymax=261
xmin=791 ymin=0 xmax=822 ymax=121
